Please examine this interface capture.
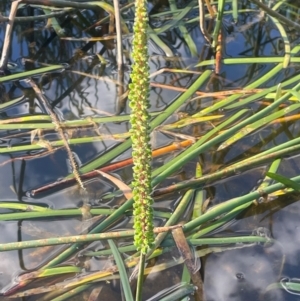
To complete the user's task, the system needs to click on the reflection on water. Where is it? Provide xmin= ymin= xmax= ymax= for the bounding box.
xmin=0 ymin=0 xmax=300 ymax=300
xmin=204 ymin=244 xmax=284 ymax=301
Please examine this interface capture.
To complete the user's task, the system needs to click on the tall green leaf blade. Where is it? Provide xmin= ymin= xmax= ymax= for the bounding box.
xmin=108 ymin=239 xmax=134 ymax=301
xmin=266 ymin=172 xmax=300 ymax=191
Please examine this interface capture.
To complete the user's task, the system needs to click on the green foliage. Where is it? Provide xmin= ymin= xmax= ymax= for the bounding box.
xmin=2 ymin=0 xmax=300 ymax=300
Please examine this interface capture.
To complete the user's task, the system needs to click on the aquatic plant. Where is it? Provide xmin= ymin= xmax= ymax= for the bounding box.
xmin=128 ymin=0 xmax=154 ymax=254
xmin=1 ymin=0 xmax=300 ymax=301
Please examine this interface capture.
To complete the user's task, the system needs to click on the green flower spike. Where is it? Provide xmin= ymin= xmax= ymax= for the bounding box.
xmin=129 ymin=0 xmax=154 ymax=254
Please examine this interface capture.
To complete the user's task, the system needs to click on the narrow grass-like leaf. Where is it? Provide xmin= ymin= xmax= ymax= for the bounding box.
xmin=225 ymin=68 xmax=300 ymax=109
xmin=168 ymin=0 xmax=197 ymax=56
xmin=218 ymin=102 xmax=300 ymax=150
xmin=266 ymin=172 xmax=300 ymax=191
xmin=180 ymin=266 xmax=191 ymax=300
xmin=18 ymin=266 xmax=81 ymax=281
xmin=257 ymin=159 xmax=281 ymax=191
xmin=191 ymin=163 xmax=204 ymax=221
xmin=84 ymin=245 xmax=137 ymax=257
xmin=196 ymin=57 xmax=300 ymax=67
xmin=0 ymin=65 xmax=64 ymax=82
xmin=0 ymin=6 xmax=74 ymax=22
xmin=0 ymin=113 xmax=160 ymax=130
xmin=0 ymin=202 xmax=48 ymax=212
xmin=161 ymin=114 xmax=223 ymax=130
xmin=0 ymin=226 xmax=180 ymax=251
xmin=0 ymin=208 xmax=115 ymax=221
xmin=191 ymin=62 xmax=285 ymax=117
xmin=0 ymin=114 xmax=52 ymax=124
xmin=7 ymin=280 xmax=94 ymax=298
xmin=0 ymin=134 xmax=127 ymax=153
xmin=288 ymin=89 xmax=300 ymax=102
xmin=0 ymin=231 xmax=133 ymax=251
xmin=149 ymin=27 xmax=174 ymax=57
xmin=265 ymin=93 xmax=298 ymax=102
xmin=183 ymin=173 xmax=300 ymax=233
xmin=43 ymin=8 xmax=65 ymax=37
xmin=232 ymin=0 xmax=238 ymax=22
xmin=212 ymin=0 xmax=225 ymax=49
xmin=0 ymin=96 xmax=24 ymax=110
xmin=192 ymin=201 xmax=252 ymax=238
xmin=147 ymin=283 xmax=195 ymax=301
xmin=0 ymin=123 xmax=55 ymax=130
xmin=189 ymin=236 xmax=273 ymax=245
xmin=274 ymin=83 xmax=282 ymax=102
xmin=266 ymin=280 xmax=300 ymax=295
xmin=153 ymin=4 xmax=194 ymax=34
xmin=270 ymin=16 xmax=290 ymax=68
xmin=108 ymin=239 xmax=134 ymax=301
xmin=254 ymin=158 xmax=283 ymax=205
xmin=50 ymin=285 xmax=92 ymax=301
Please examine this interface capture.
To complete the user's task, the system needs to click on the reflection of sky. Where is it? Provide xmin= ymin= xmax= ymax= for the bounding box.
xmin=273 ymin=201 xmax=300 ymax=274
xmin=203 ymin=194 xmax=300 ymax=301
xmin=204 ymin=246 xmax=284 ymax=301
xmin=267 ymin=199 xmax=300 ymax=301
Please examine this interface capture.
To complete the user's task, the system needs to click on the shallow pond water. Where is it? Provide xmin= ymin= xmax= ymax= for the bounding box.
xmin=0 ymin=0 xmax=300 ymax=300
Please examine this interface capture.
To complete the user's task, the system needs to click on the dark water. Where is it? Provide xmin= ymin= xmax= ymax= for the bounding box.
xmin=0 ymin=0 xmax=300 ymax=300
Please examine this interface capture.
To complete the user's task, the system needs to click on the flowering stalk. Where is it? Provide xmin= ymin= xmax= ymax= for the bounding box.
xmin=129 ymin=0 xmax=154 ymax=254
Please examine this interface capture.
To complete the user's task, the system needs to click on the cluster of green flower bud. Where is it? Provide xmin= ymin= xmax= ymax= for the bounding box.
xmin=129 ymin=0 xmax=154 ymax=254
